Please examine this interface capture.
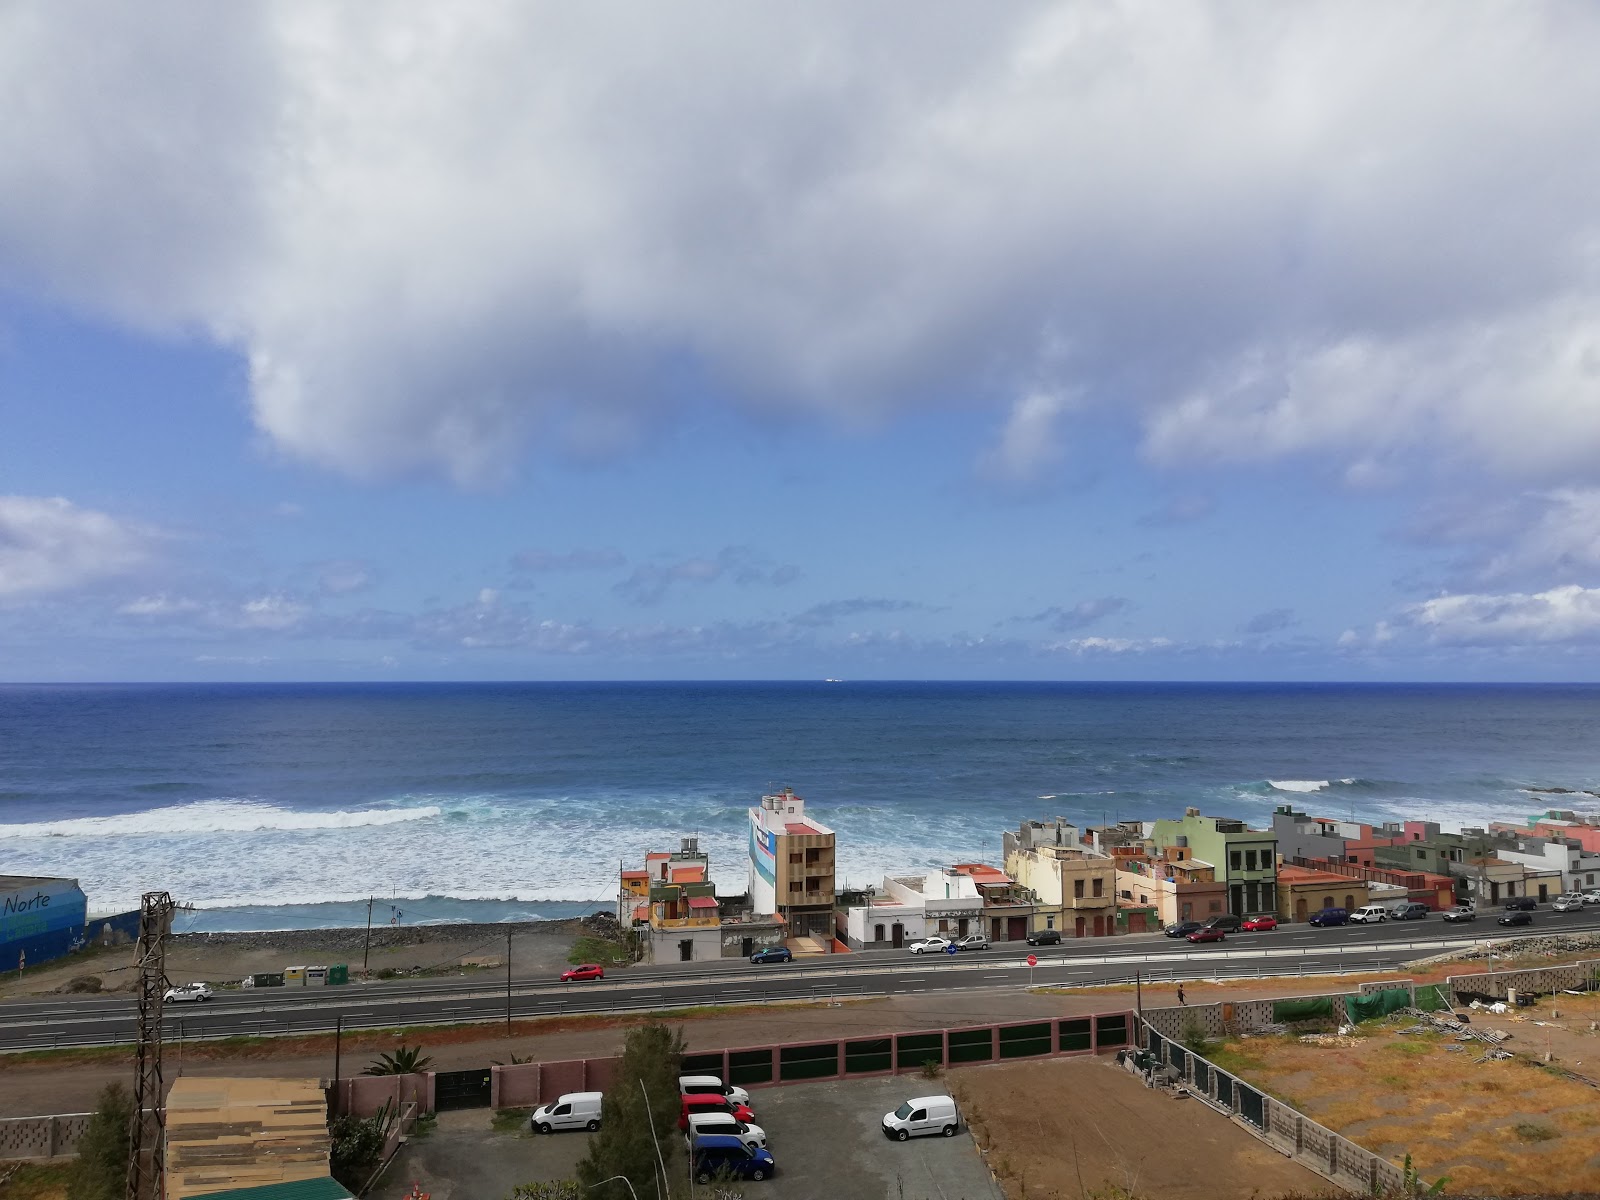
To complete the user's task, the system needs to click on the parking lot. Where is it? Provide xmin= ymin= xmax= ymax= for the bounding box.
xmin=373 ymin=1074 xmax=1002 ymax=1200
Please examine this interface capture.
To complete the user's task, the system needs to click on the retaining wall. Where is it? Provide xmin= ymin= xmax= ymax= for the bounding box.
xmin=1446 ymin=958 xmax=1600 ymax=1002
xmin=0 ymin=1112 xmax=91 ymax=1160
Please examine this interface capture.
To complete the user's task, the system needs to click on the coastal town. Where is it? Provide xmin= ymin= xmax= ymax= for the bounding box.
xmin=615 ymin=786 xmax=1600 ymax=965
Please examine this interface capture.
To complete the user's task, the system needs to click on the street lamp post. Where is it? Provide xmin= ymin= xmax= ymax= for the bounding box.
xmin=586 ymin=1178 xmax=640 ymax=1200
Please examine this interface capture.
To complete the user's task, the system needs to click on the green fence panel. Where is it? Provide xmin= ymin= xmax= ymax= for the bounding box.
xmin=778 ymin=1041 xmax=840 ymax=1082
xmin=1348 ymin=988 xmax=1412 ymax=1023
xmin=844 ymin=1038 xmax=892 ymax=1074
xmin=681 ymin=1052 xmax=724 ymax=1075
xmin=728 ymin=1048 xmax=773 ymax=1087
xmin=1058 ymin=1018 xmax=1092 ymax=1052
xmin=1415 ymin=985 xmax=1450 ymax=1012
xmin=998 ymin=1022 xmax=1052 ymax=1059
xmin=1095 ymin=1013 xmax=1129 ymax=1047
xmin=947 ymin=1028 xmax=994 ymax=1065
xmin=895 ymin=1032 xmax=944 ymax=1072
xmin=1273 ymin=996 xmax=1334 ymax=1022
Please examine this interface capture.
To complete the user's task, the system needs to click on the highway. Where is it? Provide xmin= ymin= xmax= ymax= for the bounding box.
xmin=3 ymin=908 xmax=1594 ymax=1051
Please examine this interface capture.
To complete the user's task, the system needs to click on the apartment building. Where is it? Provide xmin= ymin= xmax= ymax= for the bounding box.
xmin=748 ymin=787 xmax=837 ymax=940
xmin=1149 ymin=809 xmax=1278 ymax=917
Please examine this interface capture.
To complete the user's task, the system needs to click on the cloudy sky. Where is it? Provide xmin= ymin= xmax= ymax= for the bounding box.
xmin=5 ymin=2 xmax=1600 ymax=682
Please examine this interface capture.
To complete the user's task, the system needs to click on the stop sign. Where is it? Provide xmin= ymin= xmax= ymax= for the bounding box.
xmin=1026 ymin=953 xmax=1038 ymax=967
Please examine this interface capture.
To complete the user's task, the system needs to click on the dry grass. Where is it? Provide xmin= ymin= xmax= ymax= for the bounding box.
xmin=1216 ymin=1020 xmax=1600 ymax=1194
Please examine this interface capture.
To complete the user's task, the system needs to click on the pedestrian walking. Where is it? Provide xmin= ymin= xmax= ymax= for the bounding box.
xmin=1177 ymin=982 xmax=1186 ymax=1006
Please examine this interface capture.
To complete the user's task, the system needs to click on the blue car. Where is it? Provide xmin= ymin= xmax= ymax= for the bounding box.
xmin=749 ymin=946 xmax=793 ymax=965
xmin=692 ymin=1133 xmax=776 ymax=1182
xmin=1308 ymin=908 xmax=1348 ymax=927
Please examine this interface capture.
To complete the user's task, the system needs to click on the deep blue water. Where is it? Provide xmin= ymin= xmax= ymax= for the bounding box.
xmin=2 ymin=682 xmax=1598 ymax=930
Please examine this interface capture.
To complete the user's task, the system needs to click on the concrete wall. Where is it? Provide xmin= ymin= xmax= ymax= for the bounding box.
xmin=328 ymin=1072 xmax=432 ymax=1118
xmin=1446 ymin=957 xmax=1600 ymax=1001
xmin=0 ymin=1112 xmax=91 ymax=1159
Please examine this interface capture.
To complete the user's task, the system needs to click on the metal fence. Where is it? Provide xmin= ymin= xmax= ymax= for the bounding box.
xmin=1138 ymin=1018 xmax=1409 ymax=1196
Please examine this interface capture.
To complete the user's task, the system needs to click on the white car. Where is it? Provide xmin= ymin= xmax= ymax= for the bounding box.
xmin=163 ymin=983 xmax=213 ymax=1003
xmin=908 ymin=936 xmax=953 ymax=955
xmin=1583 ymin=891 xmax=1600 ymax=906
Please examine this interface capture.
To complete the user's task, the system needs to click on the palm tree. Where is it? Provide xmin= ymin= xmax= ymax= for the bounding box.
xmin=363 ymin=1044 xmax=434 ymax=1075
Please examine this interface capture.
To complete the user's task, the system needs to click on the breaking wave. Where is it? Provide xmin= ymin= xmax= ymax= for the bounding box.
xmin=0 ymin=799 xmax=442 ymax=839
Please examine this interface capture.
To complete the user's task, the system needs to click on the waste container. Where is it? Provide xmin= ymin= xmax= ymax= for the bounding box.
xmin=326 ymin=964 xmax=349 ymax=986
xmin=284 ymin=965 xmax=307 ymax=986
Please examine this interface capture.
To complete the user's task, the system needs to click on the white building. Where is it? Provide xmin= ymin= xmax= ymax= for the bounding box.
xmin=1494 ymin=835 xmax=1600 ymax=897
xmin=844 ymin=868 xmax=983 ymax=949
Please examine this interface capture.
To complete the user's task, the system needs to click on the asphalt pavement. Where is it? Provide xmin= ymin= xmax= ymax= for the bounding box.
xmin=4 ymin=906 xmax=1595 ymax=1051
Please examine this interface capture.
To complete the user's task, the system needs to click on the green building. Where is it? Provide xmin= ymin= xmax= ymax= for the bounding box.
xmin=1149 ymin=810 xmax=1278 ymax=917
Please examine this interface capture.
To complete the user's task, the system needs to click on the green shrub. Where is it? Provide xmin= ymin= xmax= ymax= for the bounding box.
xmin=66 ymin=1083 xmax=133 ymax=1200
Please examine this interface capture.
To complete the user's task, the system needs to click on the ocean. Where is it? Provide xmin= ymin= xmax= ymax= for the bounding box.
xmin=2 ymin=681 xmax=1598 ymax=932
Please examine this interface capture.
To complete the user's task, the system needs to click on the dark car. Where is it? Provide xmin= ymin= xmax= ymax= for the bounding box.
xmin=691 ymin=1134 xmax=776 ymax=1183
xmin=749 ymin=946 xmax=792 ymax=965
xmin=1203 ymin=914 xmax=1243 ymax=933
xmin=1164 ymin=921 xmax=1203 ymax=938
xmin=1503 ymin=897 xmax=1537 ymax=911
xmin=1308 ymin=907 xmax=1348 ymax=927
xmin=1498 ymin=910 xmax=1534 ymax=927
xmin=1025 ymin=929 xmax=1062 ymax=946
xmin=1186 ymin=926 xmax=1227 ymax=943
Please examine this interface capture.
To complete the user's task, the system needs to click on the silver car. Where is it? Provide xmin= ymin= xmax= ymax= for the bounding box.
xmin=1440 ymin=905 xmax=1476 ymax=923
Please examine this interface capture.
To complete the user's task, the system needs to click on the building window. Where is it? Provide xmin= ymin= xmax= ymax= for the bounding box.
xmin=1230 ymin=851 xmax=1242 ymax=870
xmin=938 ymin=919 xmax=948 ymax=932
xmin=1045 ymin=915 xmax=1055 ymax=929
xmin=1416 ymin=849 xmax=1426 ymax=861
xmin=1344 ymin=894 xmax=1354 ymax=909
xmin=1245 ymin=849 xmax=1257 ymax=871
xmin=1073 ymin=879 xmax=1085 ymax=899
xmin=788 ymin=881 xmax=802 ymax=893
xmin=1092 ymin=878 xmax=1103 ymax=898
xmin=806 ymin=847 xmax=822 ymax=865
xmin=1139 ymin=893 xmax=1148 ymax=904
xmin=789 ymin=852 xmax=803 ymax=864
xmin=1322 ymin=895 xmax=1334 ymax=909
xmin=874 ymin=924 xmax=885 ymax=942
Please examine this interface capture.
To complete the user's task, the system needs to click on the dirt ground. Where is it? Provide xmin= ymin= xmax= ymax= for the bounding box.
xmin=949 ymin=1056 xmax=1333 ymax=1200
xmin=0 ymin=920 xmax=592 ymax=1001
xmin=1210 ymin=1017 xmax=1600 ymax=1195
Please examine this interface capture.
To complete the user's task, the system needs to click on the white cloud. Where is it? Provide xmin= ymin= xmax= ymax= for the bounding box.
xmin=237 ymin=594 xmax=310 ymax=631
xmin=1043 ymin=636 xmax=1173 ymax=655
xmin=511 ymin=547 xmax=626 ymax=573
xmin=118 ymin=594 xmax=202 ymax=617
xmin=5 ymin=5 xmax=1600 ymax=485
xmin=0 ymin=496 xmax=158 ymax=600
xmin=1404 ymin=585 xmax=1600 ymax=646
xmin=316 ymin=559 xmax=375 ymax=595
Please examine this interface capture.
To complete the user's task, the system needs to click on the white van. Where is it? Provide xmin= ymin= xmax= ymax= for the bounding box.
xmin=1349 ymin=904 xmax=1390 ymax=924
xmin=678 ymin=1075 xmax=751 ymax=1106
xmin=684 ymin=1111 xmax=767 ymax=1150
xmin=530 ymin=1091 xmax=603 ymax=1134
xmin=882 ymin=1095 xmax=960 ymax=1141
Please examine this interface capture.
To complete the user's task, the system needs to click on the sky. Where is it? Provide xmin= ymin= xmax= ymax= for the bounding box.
xmin=4 ymin=2 xmax=1600 ymax=682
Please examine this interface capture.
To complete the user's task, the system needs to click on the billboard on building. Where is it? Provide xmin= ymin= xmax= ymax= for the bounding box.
xmin=748 ymin=814 xmax=778 ymax=914
xmin=1 ymin=877 xmax=89 ymax=971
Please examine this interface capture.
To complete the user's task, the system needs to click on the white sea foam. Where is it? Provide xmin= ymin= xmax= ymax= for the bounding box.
xmin=1267 ymin=779 xmax=1330 ymax=793
xmin=0 ymin=799 xmax=442 ymax=839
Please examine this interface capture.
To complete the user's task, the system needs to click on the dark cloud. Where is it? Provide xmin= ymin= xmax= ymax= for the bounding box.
xmin=1241 ymin=608 xmax=1297 ymax=635
xmin=1022 ymin=596 xmax=1131 ymax=632
xmin=614 ymin=546 xmax=800 ymax=606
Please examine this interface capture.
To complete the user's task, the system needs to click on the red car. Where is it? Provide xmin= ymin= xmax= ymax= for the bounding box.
xmin=1186 ymin=927 xmax=1226 ymax=943
xmin=1241 ymin=915 xmax=1278 ymax=931
xmin=560 ymin=964 xmax=605 ymax=982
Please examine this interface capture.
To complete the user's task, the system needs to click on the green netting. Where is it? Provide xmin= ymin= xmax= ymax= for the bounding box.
xmin=1414 ymin=984 xmax=1451 ymax=1012
xmin=1348 ymin=988 xmax=1413 ymax=1022
xmin=998 ymin=1023 xmax=1052 ymax=1059
xmin=1095 ymin=1013 xmax=1129 ymax=1047
xmin=681 ymin=1052 xmax=723 ymax=1074
xmin=778 ymin=1041 xmax=840 ymax=1081
xmin=844 ymin=1038 xmax=891 ymax=1074
xmin=947 ymin=1027 xmax=994 ymax=1064
xmin=728 ymin=1047 xmax=773 ymax=1086
xmin=1273 ymin=996 xmax=1335 ymax=1022
xmin=1059 ymin=1018 xmax=1093 ymax=1052
xmin=895 ymin=1032 xmax=943 ymax=1070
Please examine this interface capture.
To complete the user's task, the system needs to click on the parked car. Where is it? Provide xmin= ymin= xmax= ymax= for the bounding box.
xmin=1582 ymin=890 xmax=1600 ymax=906
xmin=1307 ymin=907 xmax=1348 ymax=927
xmin=162 ymin=982 xmax=212 ymax=1003
xmin=1440 ymin=905 xmax=1476 ymax=922
xmin=1349 ymin=904 xmax=1391 ymax=924
xmin=1203 ymin=914 xmax=1243 ymax=933
xmin=679 ymin=1076 xmax=751 ymax=1106
xmin=1503 ymin=896 xmax=1537 ymax=911
xmin=1552 ymin=894 xmax=1587 ymax=912
xmin=679 ymin=1094 xmax=755 ymax=1131
xmin=560 ymin=964 xmax=604 ymax=983
xmin=1186 ymin=927 xmax=1226 ymax=943
xmin=954 ymin=933 xmax=990 ymax=951
xmin=1498 ymin=910 xmax=1534 ymax=927
xmin=685 ymin=1112 xmax=767 ymax=1151
xmin=1388 ymin=903 xmax=1430 ymax=920
xmin=691 ymin=1134 xmax=776 ymax=1183
xmin=1025 ymin=929 xmax=1062 ymax=946
xmin=882 ymin=1095 xmax=960 ymax=1141
xmin=530 ymin=1091 xmax=603 ymax=1134
xmin=749 ymin=946 xmax=792 ymax=965
xmin=1164 ymin=921 xmax=1203 ymax=938
xmin=908 ymin=936 xmax=953 ymax=955
xmin=1241 ymin=915 xmax=1278 ymax=931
